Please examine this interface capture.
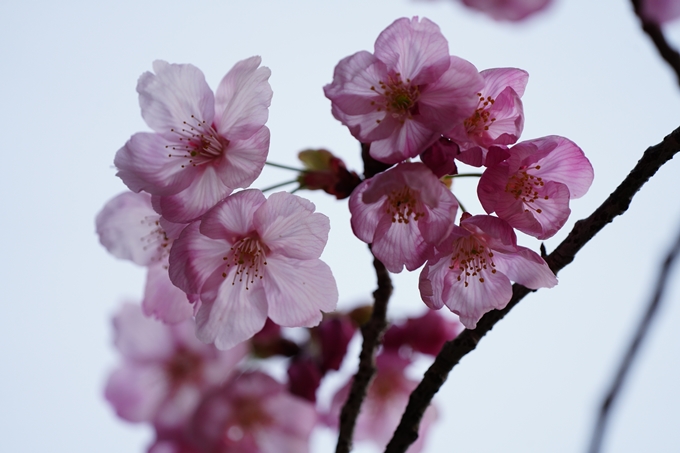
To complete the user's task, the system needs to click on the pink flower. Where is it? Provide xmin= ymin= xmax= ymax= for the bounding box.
xmin=477 ymin=136 xmax=594 ymax=239
xmin=189 ymin=371 xmax=317 ymax=453
xmin=169 ymin=189 xmax=338 ymax=350
xmin=96 ymin=192 xmax=194 ymax=323
xmin=104 ymin=303 xmax=247 ymax=429
xmin=349 ymin=162 xmax=458 ymax=272
xmin=447 ymin=67 xmax=528 ymax=167
xmin=419 ymin=214 xmax=557 ymax=329
xmin=460 ymin=0 xmax=554 ymax=21
xmin=641 ymin=0 xmax=680 ymax=24
xmin=324 ymin=17 xmax=483 ymax=164
xmin=114 ymin=57 xmax=272 ymax=223
xmin=326 ymin=353 xmax=437 ymax=453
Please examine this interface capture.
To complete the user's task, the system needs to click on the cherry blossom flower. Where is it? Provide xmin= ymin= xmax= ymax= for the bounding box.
xmin=189 ymin=371 xmax=317 ymax=453
xmin=324 ymin=17 xmax=483 ymax=164
xmin=419 ymin=213 xmax=557 ymax=329
xmin=460 ymin=0 xmax=554 ymax=21
xmin=114 ymin=57 xmax=272 ymax=223
xmin=641 ymin=0 xmax=680 ymax=24
xmin=104 ymin=303 xmax=247 ymax=429
xmin=326 ymin=353 xmax=437 ymax=453
xmin=447 ymin=67 xmax=528 ymax=167
xmin=419 ymin=137 xmax=460 ymax=178
xmin=169 ymin=189 xmax=338 ymax=350
xmin=297 ymin=149 xmax=362 ymax=199
xmin=349 ymin=162 xmax=458 ymax=272
xmin=477 ymin=136 xmax=594 ymax=239
xmin=96 ymin=191 xmax=194 ymax=323
xmin=383 ymin=309 xmax=462 ymax=357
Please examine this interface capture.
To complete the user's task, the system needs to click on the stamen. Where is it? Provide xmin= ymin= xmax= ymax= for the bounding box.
xmin=222 ymin=237 xmax=268 ymax=290
xmin=165 ymin=115 xmax=229 ymax=169
xmin=370 ymin=74 xmax=420 ymax=121
xmin=464 ymin=93 xmax=497 ymax=135
xmin=385 ymin=186 xmax=424 ymax=224
xmin=505 ymin=165 xmax=547 ymax=214
xmin=449 ymin=236 xmax=496 ymax=287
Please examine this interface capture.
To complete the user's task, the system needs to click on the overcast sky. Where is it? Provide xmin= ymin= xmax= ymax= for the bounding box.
xmin=1 ymin=0 xmax=679 ymax=452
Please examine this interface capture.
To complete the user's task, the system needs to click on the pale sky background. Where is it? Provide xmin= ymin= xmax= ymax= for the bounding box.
xmin=1 ymin=0 xmax=679 ymax=452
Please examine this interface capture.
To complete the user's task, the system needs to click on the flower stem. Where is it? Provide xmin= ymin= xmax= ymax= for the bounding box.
xmin=445 ymin=172 xmax=483 ymax=179
xmin=260 ymin=179 xmax=299 ymax=193
xmin=265 ymin=161 xmax=305 ymax=172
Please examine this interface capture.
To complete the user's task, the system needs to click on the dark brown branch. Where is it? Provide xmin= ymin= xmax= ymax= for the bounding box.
xmin=385 ymin=126 xmax=680 ymax=453
xmin=587 ymin=222 xmax=680 ymax=453
xmin=631 ymin=0 xmax=680 ymax=85
xmin=335 ymin=253 xmax=392 ymax=453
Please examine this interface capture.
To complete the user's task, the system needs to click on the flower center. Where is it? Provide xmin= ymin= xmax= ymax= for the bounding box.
xmin=140 ymin=215 xmax=172 ymax=266
xmin=166 ymin=115 xmax=229 ymax=169
xmin=385 ymin=187 xmax=424 ymax=224
xmin=222 ymin=237 xmax=268 ymax=290
xmin=505 ymin=165 xmax=547 ymax=214
xmin=165 ymin=347 xmax=203 ymax=386
xmin=449 ymin=236 xmax=497 ymax=287
xmin=370 ymin=73 xmax=420 ymax=125
xmin=464 ymin=93 xmax=496 ymax=136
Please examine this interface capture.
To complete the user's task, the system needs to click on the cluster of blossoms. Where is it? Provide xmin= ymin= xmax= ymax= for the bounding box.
xmin=325 ymin=16 xmax=593 ymax=328
xmin=98 ymin=14 xmax=598 ymax=453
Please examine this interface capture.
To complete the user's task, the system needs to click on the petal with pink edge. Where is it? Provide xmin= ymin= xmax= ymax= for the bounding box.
xmin=493 ymin=246 xmax=557 ymax=289
xmin=531 ymin=136 xmax=594 ymax=199
xmin=371 ymin=214 xmax=430 ymax=273
xmin=104 ymin=364 xmax=169 ymax=423
xmin=214 ymin=56 xmax=272 ymax=141
xmin=137 ymin=61 xmax=215 ymax=134
xmin=217 ymin=126 xmax=269 ymax=190
xmin=480 ymin=67 xmax=529 ymax=98
xmin=113 ymin=302 xmax=175 ymax=361
xmin=199 ymin=189 xmax=265 ymax=241
xmin=264 ymin=256 xmax=338 ymax=327
xmin=142 ymin=263 xmax=194 ymax=324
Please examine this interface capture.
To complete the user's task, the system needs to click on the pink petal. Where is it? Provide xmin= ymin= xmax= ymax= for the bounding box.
xmin=199 ymin=189 xmax=265 ymax=241
xmin=642 ymin=0 xmax=680 ymax=24
xmin=461 ymin=0 xmax=553 ymax=21
xmin=114 ymin=132 xmax=195 ymax=196
xmin=371 ymin=214 xmax=430 ymax=273
xmin=349 ymin=179 xmax=383 ymax=243
xmin=264 ymin=256 xmax=338 ymax=327
xmin=480 ymin=67 xmax=529 ymax=98
xmin=493 ymin=246 xmax=557 ymax=289
xmin=137 ymin=60 xmax=215 ymax=134
xmin=258 ymin=393 xmax=318 ymax=453
xmin=195 ymin=268 xmax=269 ymax=350
xmin=530 ymin=136 xmax=594 ymax=199
xmin=255 ymin=192 xmax=330 ymax=260
xmin=104 ymin=364 xmax=169 ymax=423
xmin=369 ymin=117 xmax=437 ymax=163
xmin=214 ymin=56 xmax=272 ymax=141
xmin=373 ymin=17 xmax=450 ymax=84
xmin=419 ymin=257 xmax=451 ymax=310
xmin=112 ymin=302 xmax=175 ymax=361
xmin=142 ymin=263 xmax=194 ymax=324
xmin=217 ymin=126 xmax=270 ymax=189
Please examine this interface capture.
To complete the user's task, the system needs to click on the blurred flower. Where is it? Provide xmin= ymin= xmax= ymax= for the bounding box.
xmin=115 ymin=57 xmax=272 ymax=223
xmin=104 ymin=303 xmax=246 ymax=429
xmin=460 ymin=0 xmax=554 ymax=21
xmin=477 ymin=136 xmax=593 ymax=239
xmin=324 ymin=17 xmax=483 ymax=164
xmin=189 ymin=371 xmax=317 ymax=453
xmin=349 ymin=162 xmax=458 ymax=272
xmin=641 ymin=0 xmax=680 ymax=24
xmin=169 ymin=189 xmax=338 ymax=350
xmin=420 ymin=213 xmax=557 ymax=329
xmin=383 ymin=309 xmax=462 ymax=357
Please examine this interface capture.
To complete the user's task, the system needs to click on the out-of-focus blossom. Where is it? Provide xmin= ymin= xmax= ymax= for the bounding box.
xmin=349 ymin=162 xmax=458 ymax=272
xmin=420 ymin=213 xmax=557 ymax=329
xmin=169 ymin=189 xmax=338 ymax=350
xmin=104 ymin=303 xmax=246 ymax=429
xmin=641 ymin=0 xmax=680 ymax=24
xmin=287 ymin=357 xmax=323 ymax=402
xmin=115 ymin=57 xmax=272 ymax=223
xmin=326 ymin=353 xmax=437 ymax=453
xmin=297 ymin=149 xmax=362 ymax=199
xmin=477 ymin=136 xmax=593 ymax=239
xmin=189 ymin=371 xmax=317 ymax=453
xmin=324 ymin=17 xmax=483 ymax=164
xmin=250 ymin=319 xmax=300 ymax=358
xmin=460 ymin=0 xmax=554 ymax=21
xmin=96 ymin=192 xmax=194 ymax=323
xmin=448 ymin=68 xmax=528 ymax=166
xmin=383 ymin=309 xmax=462 ymax=356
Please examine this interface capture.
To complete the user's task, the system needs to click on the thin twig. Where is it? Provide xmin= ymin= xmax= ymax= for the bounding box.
xmin=385 ymin=126 xmax=680 ymax=453
xmin=259 ymin=179 xmax=299 ymax=193
xmin=264 ymin=161 xmax=305 ymax=172
xmin=335 ymin=252 xmax=393 ymax=453
xmin=587 ymin=221 xmax=680 ymax=453
xmin=631 ymin=0 xmax=680 ymax=85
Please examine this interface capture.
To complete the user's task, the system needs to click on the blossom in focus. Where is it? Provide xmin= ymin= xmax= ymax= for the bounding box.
xmin=324 ymin=17 xmax=483 ymax=164
xmin=419 ymin=213 xmax=557 ymax=329
xmin=169 ymin=189 xmax=338 ymax=350
xmin=349 ymin=162 xmax=459 ymax=273
xmin=104 ymin=303 xmax=247 ymax=429
xmin=447 ymin=67 xmax=528 ymax=167
xmin=96 ymin=191 xmax=194 ymax=323
xmin=477 ymin=136 xmax=594 ymax=239
xmin=297 ymin=149 xmax=362 ymax=199
xmin=419 ymin=137 xmax=460 ymax=178
xmin=641 ymin=0 xmax=680 ymax=24
xmin=189 ymin=371 xmax=317 ymax=453
xmin=383 ymin=309 xmax=462 ymax=357
xmin=115 ymin=57 xmax=272 ymax=223
xmin=326 ymin=353 xmax=437 ymax=453
xmin=460 ymin=0 xmax=554 ymax=21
